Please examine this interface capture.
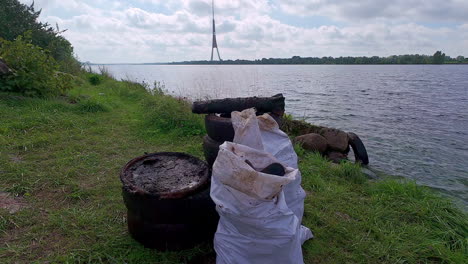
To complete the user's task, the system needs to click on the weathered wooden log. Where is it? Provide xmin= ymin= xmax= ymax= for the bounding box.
xmin=192 ymin=94 xmax=285 ymax=115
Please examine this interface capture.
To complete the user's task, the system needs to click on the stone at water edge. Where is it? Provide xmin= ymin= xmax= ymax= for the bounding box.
xmin=321 ymin=128 xmax=349 ymax=152
xmin=294 ymin=133 xmax=328 ymax=154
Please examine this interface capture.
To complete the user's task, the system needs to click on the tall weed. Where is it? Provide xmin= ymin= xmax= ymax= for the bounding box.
xmin=144 ymin=95 xmax=204 ymax=136
xmin=142 ymin=83 xmax=204 ymax=136
xmin=98 ymin=65 xmax=114 ymax=80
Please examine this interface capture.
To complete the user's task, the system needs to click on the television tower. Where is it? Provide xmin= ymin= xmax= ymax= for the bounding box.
xmin=211 ymin=0 xmax=222 ymax=61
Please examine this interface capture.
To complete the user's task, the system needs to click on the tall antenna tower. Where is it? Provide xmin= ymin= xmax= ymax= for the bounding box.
xmin=211 ymin=0 xmax=222 ymax=61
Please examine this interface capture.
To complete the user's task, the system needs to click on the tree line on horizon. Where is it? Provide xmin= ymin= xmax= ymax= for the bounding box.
xmin=171 ymin=51 xmax=467 ymax=65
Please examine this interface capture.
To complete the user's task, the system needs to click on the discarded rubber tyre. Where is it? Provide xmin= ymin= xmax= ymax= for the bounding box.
xmin=205 ymin=113 xmax=283 ymax=143
xmin=203 ymin=135 xmax=223 ymax=167
xmin=120 ymin=152 xmax=218 ymax=250
xmin=269 ymin=113 xmax=283 ymax=127
xmin=348 ymin=132 xmax=369 ymax=165
xmin=205 ymin=114 xmax=235 ymax=142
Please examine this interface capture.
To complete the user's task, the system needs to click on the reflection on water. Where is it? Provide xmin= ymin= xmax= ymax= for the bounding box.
xmin=94 ymin=64 xmax=468 ymax=209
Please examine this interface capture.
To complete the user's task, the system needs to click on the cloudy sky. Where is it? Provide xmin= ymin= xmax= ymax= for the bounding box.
xmin=20 ymin=0 xmax=468 ymax=63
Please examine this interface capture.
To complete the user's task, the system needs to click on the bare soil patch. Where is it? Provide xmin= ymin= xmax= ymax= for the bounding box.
xmin=0 ymin=192 xmax=27 ymax=214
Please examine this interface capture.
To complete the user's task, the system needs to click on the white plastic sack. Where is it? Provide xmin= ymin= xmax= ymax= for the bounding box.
xmin=231 ymin=109 xmax=307 ymax=221
xmin=211 ymin=142 xmax=312 ymax=264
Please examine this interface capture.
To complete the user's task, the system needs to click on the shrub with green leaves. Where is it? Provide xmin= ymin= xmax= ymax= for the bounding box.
xmin=88 ymin=74 xmax=102 ymax=86
xmin=0 ymin=33 xmax=72 ymax=97
xmin=0 ymin=0 xmax=82 ymax=75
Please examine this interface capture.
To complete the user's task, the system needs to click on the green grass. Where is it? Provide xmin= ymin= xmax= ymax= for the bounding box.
xmin=299 ymin=152 xmax=467 ymax=263
xmin=0 ymin=74 xmax=466 ymax=263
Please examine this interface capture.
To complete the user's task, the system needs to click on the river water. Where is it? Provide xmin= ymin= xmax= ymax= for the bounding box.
xmin=94 ymin=64 xmax=468 ymax=208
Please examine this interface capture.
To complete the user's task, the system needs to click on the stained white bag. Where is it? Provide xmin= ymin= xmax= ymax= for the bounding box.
xmin=231 ymin=108 xmax=307 ymax=220
xmin=211 ymin=142 xmax=312 ymax=264
xmin=211 ymin=108 xmax=312 ymax=264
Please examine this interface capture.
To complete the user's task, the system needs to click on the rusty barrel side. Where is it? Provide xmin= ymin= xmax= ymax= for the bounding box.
xmin=120 ymin=152 xmax=218 ymax=250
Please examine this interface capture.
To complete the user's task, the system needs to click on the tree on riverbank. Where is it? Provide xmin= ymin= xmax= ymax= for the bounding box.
xmin=0 ymin=0 xmax=81 ymax=74
xmin=0 ymin=0 xmax=81 ymax=96
xmin=433 ymin=51 xmax=446 ymax=64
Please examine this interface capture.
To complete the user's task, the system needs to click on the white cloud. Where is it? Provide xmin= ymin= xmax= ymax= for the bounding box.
xmin=17 ymin=0 xmax=468 ymax=63
xmin=279 ymin=0 xmax=468 ymax=23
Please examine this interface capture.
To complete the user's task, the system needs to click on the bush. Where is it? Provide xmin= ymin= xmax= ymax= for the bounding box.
xmin=0 ymin=33 xmax=72 ymax=97
xmin=54 ymin=71 xmax=75 ymax=95
xmin=0 ymin=0 xmax=81 ymax=74
xmin=88 ymin=74 xmax=102 ymax=86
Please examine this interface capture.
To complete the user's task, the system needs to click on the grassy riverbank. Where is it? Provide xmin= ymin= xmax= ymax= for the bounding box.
xmin=1 ymin=74 xmax=467 ymax=263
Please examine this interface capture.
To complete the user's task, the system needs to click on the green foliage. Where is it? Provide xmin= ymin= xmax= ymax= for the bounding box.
xmin=293 ymin=143 xmax=307 ymax=157
xmin=280 ymin=118 xmax=323 ymax=137
xmin=300 ymin=152 xmax=366 ymax=184
xmin=55 ymin=71 xmax=75 ymax=95
xmin=88 ymin=74 xmax=103 ymax=86
xmin=0 ymin=0 xmax=81 ymax=74
xmin=76 ymin=99 xmax=109 ymax=113
xmin=0 ymin=0 xmax=43 ymax=43
xmin=299 ymin=153 xmax=468 ymax=263
xmin=143 ymin=93 xmax=205 ymax=136
xmin=283 ymin=113 xmax=294 ymax=121
xmin=0 ymin=34 xmax=73 ymax=97
xmin=56 ymin=52 xmax=82 ymax=75
xmin=333 ymin=160 xmax=367 ymax=184
xmin=433 ymin=50 xmax=446 ymax=64
xmin=117 ymin=80 xmax=205 ymax=137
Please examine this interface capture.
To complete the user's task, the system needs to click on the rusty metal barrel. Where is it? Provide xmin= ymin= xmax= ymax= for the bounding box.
xmin=120 ymin=152 xmax=218 ymax=250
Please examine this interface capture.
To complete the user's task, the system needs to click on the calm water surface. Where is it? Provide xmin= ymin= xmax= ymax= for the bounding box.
xmin=95 ymin=65 xmax=468 ymax=208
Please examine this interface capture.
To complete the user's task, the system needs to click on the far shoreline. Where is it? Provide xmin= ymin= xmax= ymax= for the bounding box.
xmin=88 ymin=63 xmax=468 ymax=66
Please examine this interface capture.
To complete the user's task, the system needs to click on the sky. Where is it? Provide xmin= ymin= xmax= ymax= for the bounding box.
xmin=20 ymin=0 xmax=468 ymax=63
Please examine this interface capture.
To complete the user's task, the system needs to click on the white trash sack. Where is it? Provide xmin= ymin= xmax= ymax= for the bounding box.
xmin=231 ymin=108 xmax=307 ymax=220
xmin=211 ymin=108 xmax=312 ymax=264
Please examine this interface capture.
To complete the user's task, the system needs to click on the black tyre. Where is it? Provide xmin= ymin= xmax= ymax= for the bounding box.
xmin=348 ymin=132 xmax=369 ymax=165
xmin=205 ymin=113 xmax=283 ymax=143
xmin=202 ymin=135 xmax=223 ymax=168
xmin=269 ymin=112 xmax=283 ymax=127
xmin=205 ymin=114 xmax=235 ymax=142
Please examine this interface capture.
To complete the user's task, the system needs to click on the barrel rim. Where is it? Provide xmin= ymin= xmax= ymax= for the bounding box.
xmin=120 ymin=152 xmax=210 ymax=199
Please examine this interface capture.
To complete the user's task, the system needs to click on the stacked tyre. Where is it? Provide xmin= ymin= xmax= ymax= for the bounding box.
xmin=120 ymin=152 xmax=219 ymax=250
xmin=203 ymin=114 xmax=235 ymax=167
xmin=202 ymin=113 xmax=284 ymax=167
